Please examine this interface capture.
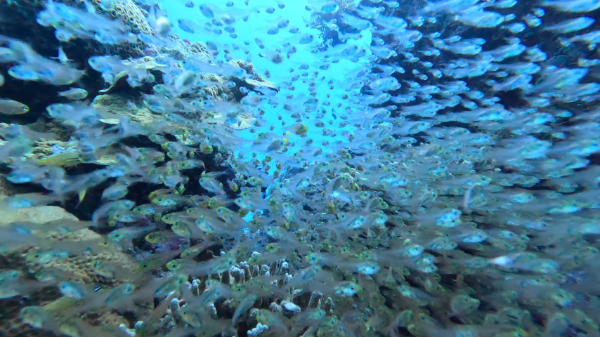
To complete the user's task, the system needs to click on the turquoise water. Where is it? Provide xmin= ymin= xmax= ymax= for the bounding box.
xmin=163 ymin=0 xmax=369 ymax=154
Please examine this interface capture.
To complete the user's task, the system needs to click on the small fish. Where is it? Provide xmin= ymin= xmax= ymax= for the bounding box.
xmin=109 ymin=210 xmax=146 ymax=226
xmin=56 ymin=46 xmax=72 ymax=64
xmin=334 ymin=281 xmax=362 ymax=297
xmin=92 ymin=200 xmax=136 ymax=223
xmin=172 ymin=159 xmax=205 ymax=170
xmin=37 ymin=152 xmax=82 ymax=167
xmin=101 ymin=183 xmax=129 ymax=201
xmin=200 ymin=144 xmax=213 ymax=154
xmin=134 ymin=250 xmax=181 ymax=273
xmin=181 ymin=243 xmax=211 ymax=259
xmin=108 ymin=225 xmax=157 ymax=243
xmin=254 ymin=309 xmax=289 ymax=335
xmin=246 ymin=176 xmax=263 ymax=187
xmin=232 ymin=294 xmax=258 ymax=324
xmin=227 ymin=179 xmax=239 ymax=192
xmin=8 ymin=65 xmax=39 ymax=81
xmin=145 ymin=230 xmax=180 ymax=244
xmin=545 ymin=17 xmax=595 ymax=34
xmin=20 ymin=306 xmax=52 ymax=329
xmin=24 ymin=249 xmax=70 ymax=264
xmin=177 ymin=19 xmax=199 ymax=34
xmin=58 ymin=88 xmax=88 ymax=100
xmin=199 ymin=175 xmax=226 ymax=195
xmin=285 ymin=123 xmax=309 ymax=136
xmin=540 ymin=0 xmax=600 ymax=12
xmin=450 ymin=294 xmax=480 ymax=315
xmin=152 ymin=194 xmax=190 ymax=207
xmin=174 ymin=70 xmax=197 ymax=92
xmin=3 ymin=193 xmax=59 ymax=209
xmin=165 ymin=259 xmax=185 ymax=271
xmin=6 ymin=165 xmax=47 ymax=184
xmin=0 ymin=98 xmax=29 ymax=114
xmin=171 ymin=221 xmax=196 ymax=238
xmin=199 ymin=4 xmax=215 ymax=18
xmin=58 ymin=281 xmax=93 ymax=300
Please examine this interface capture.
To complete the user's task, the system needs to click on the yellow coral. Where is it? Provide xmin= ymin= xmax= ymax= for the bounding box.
xmin=93 ymin=0 xmax=154 ymax=34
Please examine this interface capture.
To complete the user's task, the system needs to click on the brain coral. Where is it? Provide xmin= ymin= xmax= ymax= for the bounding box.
xmin=91 ymin=0 xmax=153 ymax=34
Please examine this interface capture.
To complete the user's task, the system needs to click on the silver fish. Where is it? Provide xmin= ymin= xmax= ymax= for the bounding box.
xmin=0 ymin=98 xmax=29 ymax=114
xmin=58 ymin=88 xmax=88 ymax=100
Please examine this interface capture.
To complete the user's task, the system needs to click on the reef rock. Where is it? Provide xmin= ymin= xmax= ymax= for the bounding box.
xmin=92 ymin=94 xmax=158 ymax=125
xmin=0 ymin=205 xmax=78 ymax=226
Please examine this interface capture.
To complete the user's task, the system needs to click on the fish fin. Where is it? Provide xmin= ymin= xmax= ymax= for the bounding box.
xmin=76 ymin=189 xmax=87 ymax=208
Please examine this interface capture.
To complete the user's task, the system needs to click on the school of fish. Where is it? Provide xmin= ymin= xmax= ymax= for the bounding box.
xmin=0 ymin=0 xmax=599 ymax=336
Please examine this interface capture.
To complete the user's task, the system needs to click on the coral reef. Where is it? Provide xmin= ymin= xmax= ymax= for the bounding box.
xmin=92 ymin=94 xmax=159 ymax=125
xmin=158 ymin=39 xmax=210 ymax=60
xmin=91 ymin=0 xmax=153 ymax=34
xmin=1 ymin=0 xmax=600 ymax=337
xmin=0 ymin=205 xmax=78 ymax=226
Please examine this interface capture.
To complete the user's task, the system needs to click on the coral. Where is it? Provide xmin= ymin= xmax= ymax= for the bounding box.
xmin=27 ymin=250 xmax=135 ymax=285
xmin=159 ymin=40 xmax=210 ymax=60
xmin=122 ymin=56 xmax=167 ymax=70
xmin=189 ymin=41 xmax=209 ymax=57
xmin=0 ymin=204 xmax=137 ymax=336
xmin=98 ymin=71 xmax=129 ymax=95
xmin=201 ymin=73 xmax=225 ymax=84
xmin=93 ymin=311 xmax=129 ymax=329
xmin=0 ymin=206 xmax=78 ymax=226
xmin=31 ymin=140 xmax=73 ymax=157
xmin=0 ymin=207 xmax=82 ymax=336
xmin=203 ymin=85 xmax=223 ymax=99
xmin=0 ymin=176 xmax=18 ymax=201
xmin=245 ymin=78 xmax=277 ymax=91
xmin=92 ymin=94 xmax=160 ymax=125
xmin=0 ymin=205 xmax=136 ymax=285
xmin=99 ymin=41 xmax=148 ymax=59
xmin=91 ymin=0 xmax=154 ymax=34
xmin=1 ymin=298 xmax=60 ymax=337
xmin=228 ymin=60 xmax=275 ymax=89
xmin=94 ymin=56 xmax=165 ymax=94
xmin=230 ymin=113 xmax=257 ymax=130
xmin=28 ymin=140 xmax=83 ymax=167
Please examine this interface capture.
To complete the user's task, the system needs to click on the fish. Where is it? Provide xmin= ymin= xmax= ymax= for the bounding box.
xmin=58 ymin=88 xmax=88 ymax=100
xmin=2 ymin=0 xmax=600 ymax=336
xmin=177 ymin=19 xmax=200 ymax=34
xmin=545 ymin=17 xmax=595 ymax=34
xmin=198 ymin=4 xmax=215 ymax=18
xmin=2 ymin=193 xmax=60 ymax=208
xmin=540 ymin=0 xmax=600 ymax=12
xmin=0 ymin=98 xmax=29 ymax=114
xmin=199 ymin=175 xmax=226 ymax=195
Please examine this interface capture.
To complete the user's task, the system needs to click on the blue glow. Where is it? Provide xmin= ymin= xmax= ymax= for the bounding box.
xmin=161 ymin=0 xmax=371 ymax=157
